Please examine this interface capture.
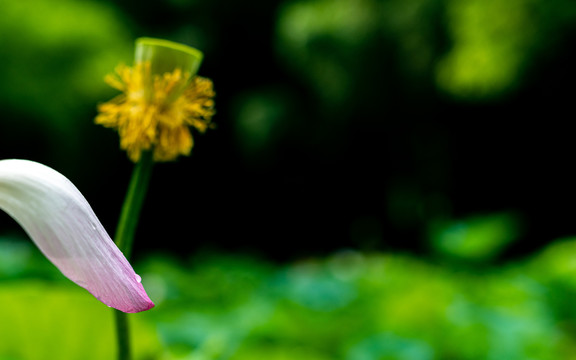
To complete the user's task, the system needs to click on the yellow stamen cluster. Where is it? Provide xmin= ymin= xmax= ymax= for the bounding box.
xmin=96 ymin=62 xmax=215 ymax=162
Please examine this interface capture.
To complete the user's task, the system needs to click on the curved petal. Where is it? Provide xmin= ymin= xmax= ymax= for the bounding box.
xmin=0 ymin=159 xmax=154 ymax=313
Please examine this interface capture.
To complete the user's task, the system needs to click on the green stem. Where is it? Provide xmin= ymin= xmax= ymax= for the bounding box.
xmin=115 ymin=150 xmax=154 ymax=259
xmin=114 ymin=311 xmax=131 ymax=360
xmin=113 ymin=150 xmax=154 ymax=360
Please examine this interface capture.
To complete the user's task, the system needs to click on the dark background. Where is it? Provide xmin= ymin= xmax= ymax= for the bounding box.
xmin=2 ymin=0 xmax=576 ymax=262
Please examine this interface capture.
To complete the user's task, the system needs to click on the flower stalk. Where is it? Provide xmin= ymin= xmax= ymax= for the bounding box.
xmin=114 ymin=150 xmax=153 ymax=259
xmin=99 ymin=37 xmax=215 ymax=360
xmin=113 ymin=150 xmax=153 ymax=360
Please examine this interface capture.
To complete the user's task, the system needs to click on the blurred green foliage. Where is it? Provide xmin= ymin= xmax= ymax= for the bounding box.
xmin=430 ymin=212 xmax=522 ymax=262
xmin=0 ymin=239 xmax=159 ymax=360
xmin=276 ymin=0 xmax=576 ymax=103
xmin=0 ymin=0 xmax=132 ymax=165
xmin=3 ymin=234 xmax=576 ymax=359
xmin=437 ymin=0 xmax=576 ymax=99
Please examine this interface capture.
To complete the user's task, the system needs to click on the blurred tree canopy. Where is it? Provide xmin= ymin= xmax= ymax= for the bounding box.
xmin=2 ymin=0 xmax=576 ymax=261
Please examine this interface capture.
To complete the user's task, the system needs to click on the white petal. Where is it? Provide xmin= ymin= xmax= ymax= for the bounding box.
xmin=0 ymin=159 xmax=154 ymax=313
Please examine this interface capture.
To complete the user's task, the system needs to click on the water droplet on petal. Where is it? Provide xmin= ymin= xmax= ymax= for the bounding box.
xmin=135 ymin=274 xmax=142 ymax=283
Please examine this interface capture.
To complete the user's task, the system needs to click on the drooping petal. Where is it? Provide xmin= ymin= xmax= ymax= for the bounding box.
xmin=0 ymin=159 xmax=154 ymax=313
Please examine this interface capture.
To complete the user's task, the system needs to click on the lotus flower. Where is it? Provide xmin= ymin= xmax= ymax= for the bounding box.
xmin=0 ymin=159 xmax=154 ymax=313
xmin=96 ymin=37 xmax=215 ymax=162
